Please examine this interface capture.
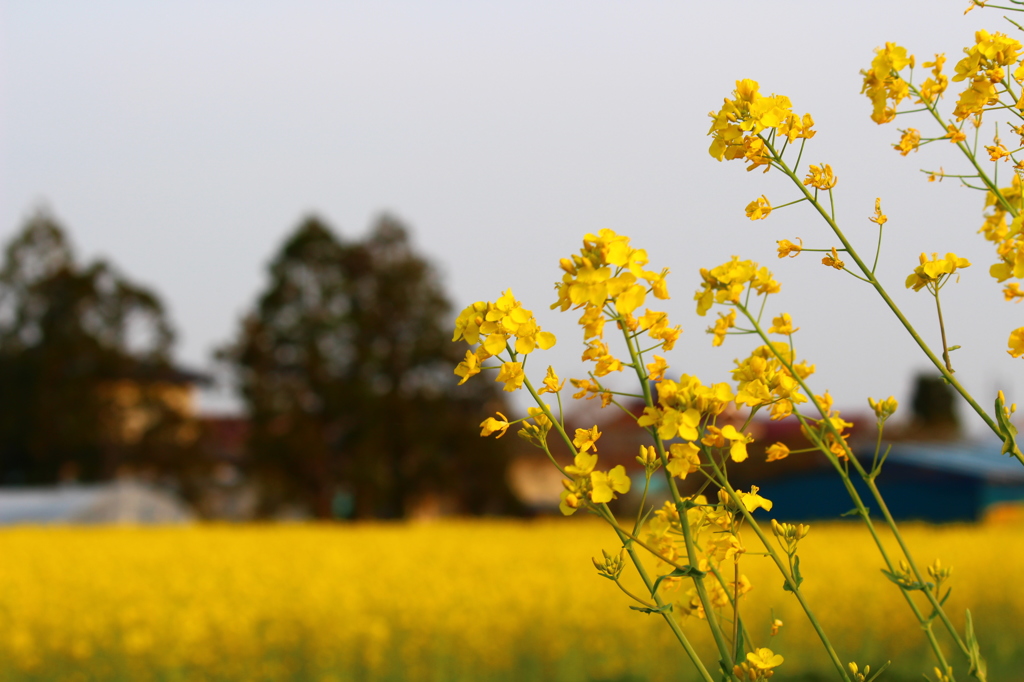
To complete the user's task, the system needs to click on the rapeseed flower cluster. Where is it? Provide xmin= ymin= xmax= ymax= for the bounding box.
xmin=707 ymin=79 xmax=815 ymax=170
xmin=453 ymin=288 xmax=556 ymax=392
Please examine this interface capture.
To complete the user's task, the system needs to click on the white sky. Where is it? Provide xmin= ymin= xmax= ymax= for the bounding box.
xmin=0 ymin=1 xmax=1020 ymax=435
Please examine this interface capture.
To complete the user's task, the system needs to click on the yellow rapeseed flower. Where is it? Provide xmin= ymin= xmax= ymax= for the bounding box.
xmin=768 ymin=312 xmax=799 ymax=335
xmin=479 ymin=412 xmax=510 ymax=438
xmin=777 ymin=238 xmax=803 ymax=258
xmin=495 ymin=361 xmax=525 ymax=392
xmin=538 ymin=366 xmax=565 ymax=394
xmin=822 ymin=246 xmax=845 ymax=270
xmin=894 ymin=128 xmax=920 ymax=156
xmin=573 ymin=426 xmax=602 ymax=453
xmin=1008 ymin=327 xmax=1024 ymax=358
xmin=803 ymin=164 xmax=837 ymax=190
xmin=745 ymin=195 xmax=772 ymax=220
xmin=766 ymin=442 xmax=790 ymax=462
xmin=589 ymin=466 xmax=630 ymax=503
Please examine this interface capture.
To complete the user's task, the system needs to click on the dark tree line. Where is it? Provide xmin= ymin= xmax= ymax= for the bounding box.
xmin=0 ymin=213 xmax=200 ymax=486
xmin=219 ymin=215 xmax=519 ymax=518
xmin=0 ymin=210 xmax=520 ymax=519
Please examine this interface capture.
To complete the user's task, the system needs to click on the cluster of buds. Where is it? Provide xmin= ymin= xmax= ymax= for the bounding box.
xmin=927 ymin=558 xmax=954 ymax=594
xmin=868 ymin=396 xmax=899 ymax=423
xmin=516 ymin=406 xmax=553 ymax=448
xmin=771 ymin=519 xmax=811 ymax=554
xmin=848 ymin=662 xmax=873 ymax=682
xmin=592 ymin=549 xmax=626 ymax=581
xmin=635 ymin=445 xmax=662 ymax=475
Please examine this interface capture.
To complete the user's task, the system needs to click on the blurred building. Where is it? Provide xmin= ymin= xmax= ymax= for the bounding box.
xmin=0 ymin=479 xmax=193 ymax=524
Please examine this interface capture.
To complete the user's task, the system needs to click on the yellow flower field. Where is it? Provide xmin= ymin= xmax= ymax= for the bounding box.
xmin=0 ymin=518 xmax=1021 ymax=681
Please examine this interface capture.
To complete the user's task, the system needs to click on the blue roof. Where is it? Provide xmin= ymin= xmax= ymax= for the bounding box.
xmin=870 ymin=440 xmax=1024 ymax=484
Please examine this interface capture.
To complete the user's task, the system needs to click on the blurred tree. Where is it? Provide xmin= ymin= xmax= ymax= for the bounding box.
xmin=220 ymin=214 xmax=520 ymax=518
xmin=0 ymin=212 xmax=201 ymax=485
xmin=908 ymin=373 xmax=961 ymax=441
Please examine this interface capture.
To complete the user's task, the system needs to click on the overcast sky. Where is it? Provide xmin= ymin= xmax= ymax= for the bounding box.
xmin=1 ymin=1 xmax=1019 ymax=435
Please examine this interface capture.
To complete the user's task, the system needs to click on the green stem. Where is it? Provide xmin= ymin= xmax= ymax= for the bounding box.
xmin=705 ymin=457 xmax=853 ymax=682
xmin=934 ymin=286 xmax=955 ymax=373
xmin=736 ymin=304 xmax=969 ymax=670
xmin=615 ymin=311 xmax=739 ymax=678
xmin=600 ymin=505 xmax=717 ymax=682
xmin=763 ymin=136 xmax=1024 ymax=467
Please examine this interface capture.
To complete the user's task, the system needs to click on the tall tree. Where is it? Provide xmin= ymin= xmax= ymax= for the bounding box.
xmin=221 ymin=214 xmax=519 ymax=518
xmin=0 ymin=212 xmax=193 ymax=484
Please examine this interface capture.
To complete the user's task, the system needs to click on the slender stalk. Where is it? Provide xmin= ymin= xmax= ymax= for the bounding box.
xmin=762 ymin=136 xmax=1024 ymax=466
xmin=600 ymin=505 xmax=717 ymax=682
xmin=705 ymin=457 xmax=854 ymax=682
xmin=736 ymin=303 xmax=970 ymax=670
xmin=934 ymin=287 xmax=955 ymax=373
xmin=614 ymin=310 xmax=738 ymax=677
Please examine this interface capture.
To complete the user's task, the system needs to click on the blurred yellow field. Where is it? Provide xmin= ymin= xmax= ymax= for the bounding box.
xmin=0 ymin=519 xmax=1021 ymax=681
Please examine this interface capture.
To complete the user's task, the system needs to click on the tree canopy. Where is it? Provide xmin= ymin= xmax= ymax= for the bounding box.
xmin=221 ymin=214 xmax=519 ymax=518
xmin=0 ymin=212 xmax=196 ymax=484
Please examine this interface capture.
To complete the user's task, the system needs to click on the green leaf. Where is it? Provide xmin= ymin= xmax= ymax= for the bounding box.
xmin=995 ymin=393 xmax=1020 ymax=458
xmin=629 ymin=603 xmax=672 ymax=615
xmin=651 ymin=565 xmax=706 ymax=595
xmin=965 ymin=609 xmax=988 ymax=681
xmin=879 ymin=569 xmax=929 ymax=591
xmin=783 ymin=555 xmax=805 ymax=592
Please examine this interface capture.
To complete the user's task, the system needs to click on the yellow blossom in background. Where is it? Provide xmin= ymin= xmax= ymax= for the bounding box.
xmin=949 ymin=30 xmax=1021 ymax=121
xmin=736 ymin=486 xmax=773 ymax=513
xmin=861 ymin=42 xmax=913 ymax=124
xmin=745 ymin=195 xmax=772 ymax=220
xmin=868 ymin=198 xmax=887 ymax=225
xmin=565 ymin=451 xmax=598 ymax=477
xmin=986 ymin=142 xmax=1010 ymax=162
xmin=1008 ymin=327 xmax=1024 ymax=357
xmin=667 ymin=442 xmax=701 ymax=479
xmin=777 ymin=238 xmax=803 ymax=258
xmin=539 ymin=366 xmax=565 ymax=394
xmin=452 ymin=291 xmax=556 ymax=379
xmin=1004 ymin=283 xmax=1024 ymax=301
xmin=573 ymin=426 xmax=602 ymax=453
xmin=708 ymin=79 xmax=814 ymax=167
xmin=747 ymin=647 xmax=785 ymax=671
xmin=768 ymin=312 xmax=799 ymax=335
xmin=552 ymin=229 xmax=673 ymax=316
xmin=454 ymin=349 xmax=483 ymax=385
xmin=709 ymin=310 xmax=736 ymax=347
xmin=590 ymin=466 xmax=630 ymax=503
xmin=694 ymin=256 xmax=780 ymax=317
xmin=0 ymin=523 xmax=1023 ymax=681
xmin=479 ymin=412 xmax=511 ymax=438
xmin=495 ymin=361 xmax=525 ymax=392
xmin=766 ymin=442 xmax=790 ymax=462
xmin=905 ymin=252 xmax=971 ymax=291
xmin=646 ymin=355 xmax=668 ymax=381
xmin=803 ymin=163 xmax=838 ymax=190
xmin=578 ymin=305 xmax=605 ymax=340
xmin=946 ymin=124 xmax=967 ymax=143
xmin=822 ymin=247 xmax=845 ymax=270
xmin=918 ymin=54 xmax=949 ymax=102
xmin=894 ymin=128 xmax=920 ymax=155
xmin=722 ymin=425 xmax=753 ymax=462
